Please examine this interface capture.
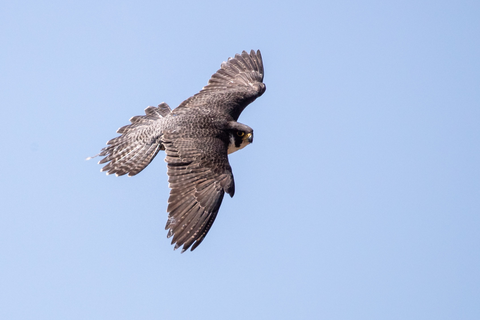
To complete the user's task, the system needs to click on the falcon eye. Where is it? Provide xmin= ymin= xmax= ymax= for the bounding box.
xmin=237 ymin=131 xmax=245 ymax=137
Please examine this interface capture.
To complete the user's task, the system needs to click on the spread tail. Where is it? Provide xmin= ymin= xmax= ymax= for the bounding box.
xmin=87 ymin=103 xmax=171 ymax=177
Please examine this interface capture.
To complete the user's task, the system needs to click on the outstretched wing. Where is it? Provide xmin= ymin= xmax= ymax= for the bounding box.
xmin=175 ymin=50 xmax=266 ymax=121
xmin=163 ymin=133 xmax=235 ymax=252
xmin=89 ymin=103 xmax=172 ymax=176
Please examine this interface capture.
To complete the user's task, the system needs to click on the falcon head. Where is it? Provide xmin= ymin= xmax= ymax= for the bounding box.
xmin=227 ymin=127 xmax=253 ymax=154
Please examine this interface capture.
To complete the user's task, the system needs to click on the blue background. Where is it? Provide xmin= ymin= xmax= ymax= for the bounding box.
xmin=1 ymin=1 xmax=479 ymax=319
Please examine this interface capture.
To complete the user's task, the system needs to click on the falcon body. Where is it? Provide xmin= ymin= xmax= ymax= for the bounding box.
xmin=90 ymin=50 xmax=265 ymax=252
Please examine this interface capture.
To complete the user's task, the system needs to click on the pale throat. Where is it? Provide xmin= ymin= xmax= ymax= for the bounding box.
xmin=227 ymin=135 xmax=250 ymax=154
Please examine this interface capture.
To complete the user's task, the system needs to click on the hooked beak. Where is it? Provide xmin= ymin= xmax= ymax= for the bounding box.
xmin=246 ymin=133 xmax=253 ymax=143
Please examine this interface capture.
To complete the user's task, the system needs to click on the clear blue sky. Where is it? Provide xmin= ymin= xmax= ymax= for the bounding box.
xmin=1 ymin=1 xmax=479 ymax=319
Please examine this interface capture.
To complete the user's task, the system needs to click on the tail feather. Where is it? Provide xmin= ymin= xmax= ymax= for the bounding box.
xmin=87 ymin=103 xmax=171 ymax=176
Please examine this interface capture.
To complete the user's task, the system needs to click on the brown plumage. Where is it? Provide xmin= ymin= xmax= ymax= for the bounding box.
xmin=89 ymin=50 xmax=265 ymax=252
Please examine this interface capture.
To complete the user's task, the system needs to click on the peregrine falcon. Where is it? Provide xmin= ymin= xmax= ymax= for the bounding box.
xmin=89 ymin=50 xmax=266 ymax=252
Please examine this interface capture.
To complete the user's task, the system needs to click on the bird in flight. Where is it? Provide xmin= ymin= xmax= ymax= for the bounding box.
xmin=89 ymin=50 xmax=266 ymax=252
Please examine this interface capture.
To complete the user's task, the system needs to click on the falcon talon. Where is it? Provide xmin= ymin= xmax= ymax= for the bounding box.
xmin=89 ymin=50 xmax=266 ymax=252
